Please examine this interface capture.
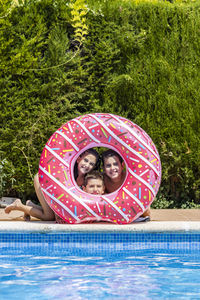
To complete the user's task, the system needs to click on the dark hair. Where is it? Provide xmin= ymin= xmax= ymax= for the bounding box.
xmin=102 ymin=149 xmax=123 ymax=166
xmin=74 ymin=148 xmax=100 ymax=179
xmin=84 ymin=170 xmax=104 ymax=187
xmin=85 ymin=148 xmax=100 ymax=166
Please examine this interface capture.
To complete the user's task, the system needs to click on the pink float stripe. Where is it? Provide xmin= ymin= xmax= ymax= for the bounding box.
xmin=39 ymin=166 xmax=100 ymax=220
xmin=56 ymin=130 xmax=79 ymax=151
xmin=109 ymin=114 xmax=160 ymax=161
xmin=45 ymin=184 xmax=53 ymax=191
xmin=122 ymin=187 xmax=145 ymax=211
xmin=101 ymin=195 xmax=129 ymax=222
xmin=68 ymin=123 xmax=73 ymax=133
xmin=45 ymin=145 xmax=69 ymax=168
xmin=96 ymin=201 xmax=101 ymax=213
xmin=74 ymin=119 xmax=101 ymax=144
xmin=89 ymin=114 xmax=160 ymax=177
xmin=128 ymin=168 xmax=155 ymax=196
xmin=129 ymin=157 xmax=140 ymax=162
xmin=42 ymin=188 xmax=79 ymax=221
xmin=89 ymin=123 xmax=98 ymax=129
xmin=140 ymin=169 xmax=149 ymax=177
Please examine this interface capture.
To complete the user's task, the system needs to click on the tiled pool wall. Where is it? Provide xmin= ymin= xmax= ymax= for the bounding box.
xmin=1 ymin=232 xmax=200 ymax=254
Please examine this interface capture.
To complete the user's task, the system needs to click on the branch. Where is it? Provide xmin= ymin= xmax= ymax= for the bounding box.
xmin=13 ymin=146 xmax=33 ymax=180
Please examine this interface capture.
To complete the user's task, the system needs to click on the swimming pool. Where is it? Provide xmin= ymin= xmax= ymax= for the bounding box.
xmin=0 ymin=231 xmax=200 ymax=299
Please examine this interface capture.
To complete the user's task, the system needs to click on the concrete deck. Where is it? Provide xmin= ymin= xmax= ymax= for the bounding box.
xmin=0 ymin=208 xmax=200 ymax=232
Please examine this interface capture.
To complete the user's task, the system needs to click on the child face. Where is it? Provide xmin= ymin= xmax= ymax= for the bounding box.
xmin=84 ymin=178 xmax=104 ymax=195
xmin=103 ymin=155 xmax=124 ymax=181
xmin=77 ymin=152 xmax=97 ymax=175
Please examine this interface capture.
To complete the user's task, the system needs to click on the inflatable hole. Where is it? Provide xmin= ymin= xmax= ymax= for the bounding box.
xmin=73 ymin=146 xmax=127 ymax=195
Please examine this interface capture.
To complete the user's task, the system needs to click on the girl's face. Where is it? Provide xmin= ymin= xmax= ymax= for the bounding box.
xmin=77 ymin=152 xmax=97 ymax=175
xmin=104 ymin=155 xmax=124 ymax=181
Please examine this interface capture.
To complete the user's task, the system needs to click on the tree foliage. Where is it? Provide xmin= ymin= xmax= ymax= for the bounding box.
xmin=0 ymin=0 xmax=200 ymax=207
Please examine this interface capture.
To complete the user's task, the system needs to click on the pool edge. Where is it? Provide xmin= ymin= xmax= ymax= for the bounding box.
xmin=0 ymin=221 xmax=200 ymax=232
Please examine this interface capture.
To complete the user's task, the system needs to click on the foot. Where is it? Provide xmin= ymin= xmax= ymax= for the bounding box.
xmin=4 ymin=199 xmax=23 ymax=214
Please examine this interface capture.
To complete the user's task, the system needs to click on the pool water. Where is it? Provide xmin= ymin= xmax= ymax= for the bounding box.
xmin=0 ymin=232 xmax=200 ymax=299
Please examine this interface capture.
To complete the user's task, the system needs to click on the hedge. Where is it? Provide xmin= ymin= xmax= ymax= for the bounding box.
xmin=0 ymin=0 xmax=200 ymax=208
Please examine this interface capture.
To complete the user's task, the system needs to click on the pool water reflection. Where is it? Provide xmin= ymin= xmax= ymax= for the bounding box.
xmin=0 ymin=232 xmax=200 ymax=299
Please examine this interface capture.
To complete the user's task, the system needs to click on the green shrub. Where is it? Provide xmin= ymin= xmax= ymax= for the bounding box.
xmin=86 ymin=0 xmax=200 ymax=207
xmin=0 ymin=0 xmax=86 ymax=199
xmin=0 ymin=0 xmax=199 ymax=207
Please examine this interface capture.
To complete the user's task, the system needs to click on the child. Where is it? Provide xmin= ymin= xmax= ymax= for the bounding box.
xmin=74 ymin=148 xmax=100 ymax=187
xmin=102 ymin=149 xmax=150 ymax=221
xmin=5 ymin=149 xmax=100 ymax=221
xmin=83 ymin=170 xmax=105 ymax=195
xmin=102 ymin=149 xmax=126 ymax=193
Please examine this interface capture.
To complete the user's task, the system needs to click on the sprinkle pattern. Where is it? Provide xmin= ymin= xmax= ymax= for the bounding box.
xmin=38 ymin=113 xmax=162 ymax=224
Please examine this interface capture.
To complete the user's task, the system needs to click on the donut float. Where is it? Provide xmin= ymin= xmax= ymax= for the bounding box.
xmin=38 ymin=113 xmax=161 ymax=224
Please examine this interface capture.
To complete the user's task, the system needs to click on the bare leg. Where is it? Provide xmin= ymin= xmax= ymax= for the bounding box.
xmin=33 ymin=173 xmax=55 ymax=221
xmin=4 ymin=175 xmax=55 ymax=221
xmin=24 ymin=200 xmax=43 ymax=221
xmin=26 ymin=200 xmax=42 ymax=210
xmin=5 ymin=198 xmax=54 ymax=221
xmin=4 ymin=199 xmax=45 ymax=220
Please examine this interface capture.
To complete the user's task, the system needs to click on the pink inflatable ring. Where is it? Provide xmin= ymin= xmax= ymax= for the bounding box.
xmin=38 ymin=113 xmax=161 ymax=224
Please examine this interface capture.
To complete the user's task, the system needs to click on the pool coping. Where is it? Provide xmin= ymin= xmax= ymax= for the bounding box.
xmin=1 ymin=221 xmax=200 ymax=232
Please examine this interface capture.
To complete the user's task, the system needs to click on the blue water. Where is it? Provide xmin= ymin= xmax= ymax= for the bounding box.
xmin=0 ymin=232 xmax=200 ymax=299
